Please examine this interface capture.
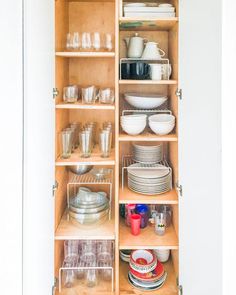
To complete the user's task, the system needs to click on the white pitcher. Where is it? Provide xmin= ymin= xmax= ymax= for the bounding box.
xmin=124 ymin=33 xmax=147 ymax=58
xmin=142 ymin=42 xmax=166 ymax=59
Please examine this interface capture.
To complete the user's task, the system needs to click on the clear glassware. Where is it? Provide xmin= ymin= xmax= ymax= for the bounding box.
xmin=82 ymin=85 xmax=98 ymax=104
xmin=64 ymin=240 xmax=79 ymax=260
xmin=98 ymin=88 xmax=115 ymax=104
xmin=105 ymin=33 xmax=113 ymax=51
xmin=79 ymin=130 xmax=92 ymax=158
xmin=98 ymin=260 xmax=112 ymax=281
xmin=66 ymin=33 xmax=73 ymax=50
xmin=72 ymin=32 xmax=80 ymax=49
xmin=99 ymin=129 xmax=112 ymax=158
xmin=155 ymin=213 xmax=166 ymax=236
xmin=86 ymin=261 xmax=97 ymax=287
xmin=61 ymin=130 xmax=73 ymax=159
xmin=63 ymin=85 xmax=79 ymax=103
xmin=157 ymin=205 xmax=172 ymax=227
xmin=92 ymin=32 xmax=101 ymax=50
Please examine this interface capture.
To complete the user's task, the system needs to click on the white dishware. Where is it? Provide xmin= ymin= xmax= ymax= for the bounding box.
xmin=124 ymin=33 xmax=147 ymax=58
xmin=125 ymin=3 xmax=146 ymax=7
xmin=149 ymin=64 xmax=163 ymax=80
xmin=149 ymin=114 xmax=175 ymax=135
xmin=153 ymin=249 xmax=170 ymax=263
xmin=92 ymin=32 xmax=100 ymax=50
xmin=142 ymin=42 xmax=165 ymax=59
xmin=124 ymin=93 xmax=167 ymax=109
xmin=132 ymin=143 xmax=163 ymax=163
xmin=121 ymin=114 xmax=147 ymax=135
xmin=162 ymin=64 xmax=172 ymax=80
xmin=159 ymin=3 xmax=173 ymax=7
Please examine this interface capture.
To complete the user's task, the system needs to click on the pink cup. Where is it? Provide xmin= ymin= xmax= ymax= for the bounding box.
xmin=130 ymin=214 xmax=141 ymax=236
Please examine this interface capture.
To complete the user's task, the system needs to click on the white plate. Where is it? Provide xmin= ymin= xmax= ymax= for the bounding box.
xmin=125 ymin=3 xmax=146 ymax=7
xmin=127 ymin=163 xmax=170 ymax=178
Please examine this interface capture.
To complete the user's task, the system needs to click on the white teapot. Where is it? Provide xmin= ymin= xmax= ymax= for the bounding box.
xmin=142 ymin=42 xmax=166 ymax=59
xmin=124 ymin=33 xmax=147 ymax=58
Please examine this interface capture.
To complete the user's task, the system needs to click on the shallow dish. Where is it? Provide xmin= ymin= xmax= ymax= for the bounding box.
xmin=130 ymin=250 xmax=157 ymax=274
xmin=68 ymin=165 xmax=94 ymax=175
xmin=91 ymin=168 xmax=112 ymax=180
xmin=124 ymin=93 xmax=167 ymax=109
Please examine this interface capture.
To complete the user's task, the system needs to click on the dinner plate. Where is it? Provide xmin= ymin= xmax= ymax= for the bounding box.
xmin=128 ymin=272 xmax=167 ymax=290
xmin=127 ymin=163 xmax=170 ymax=179
xmin=129 ymin=271 xmax=166 ymax=287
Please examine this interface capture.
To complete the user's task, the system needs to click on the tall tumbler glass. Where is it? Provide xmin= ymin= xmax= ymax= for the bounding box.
xmin=99 ymin=129 xmax=112 ymax=158
xmin=155 ymin=213 xmax=166 ymax=236
xmin=61 ymin=130 xmax=73 ymax=159
xmin=79 ymin=130 xmax=92 ymax=158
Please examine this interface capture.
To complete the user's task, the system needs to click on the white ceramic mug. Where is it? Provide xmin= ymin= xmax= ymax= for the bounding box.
xmin=149 ymin=64 xmax=163 ymax=80
xmin=162 ymin=64 xmax=172 ymax=80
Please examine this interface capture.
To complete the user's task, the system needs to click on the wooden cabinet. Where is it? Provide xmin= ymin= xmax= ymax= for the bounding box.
xmin=22 ymin=0 xmax=222 ymax=295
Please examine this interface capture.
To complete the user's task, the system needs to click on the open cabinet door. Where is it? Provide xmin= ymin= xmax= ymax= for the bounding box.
xmin=23 ymin=1 xmax=55 ymax=294
xmin=179 ymin=0 xmax=222 ymax=294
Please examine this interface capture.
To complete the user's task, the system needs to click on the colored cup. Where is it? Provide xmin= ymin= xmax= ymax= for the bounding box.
xmin=130 ymin=214 xmax=141 ymax=236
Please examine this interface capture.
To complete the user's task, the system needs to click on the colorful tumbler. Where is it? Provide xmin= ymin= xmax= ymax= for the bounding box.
xmin=130 ymin=214 xmax=141 ymax=236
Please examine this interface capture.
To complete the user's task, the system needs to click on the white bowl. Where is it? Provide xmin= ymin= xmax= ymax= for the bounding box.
xmin=149 ymin=114 xmax=175 ymax=124
xmin=159 ymin=3 xmax=173 ymax=7
xmin=153 ymin=249 xmax=170 ymax=263
xmin=149 ymin=121 xmax=175 ymax=135
xmin=121 ymin=121 xmax=146 ymax=135
xmin=124 ymin=93 xmax=168 ymax=110
xmin=121 ymin=114 xmax=147 ymax=121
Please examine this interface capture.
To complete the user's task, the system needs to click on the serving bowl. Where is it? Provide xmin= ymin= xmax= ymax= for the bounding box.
xmin=130 ymin=250 xmax=157 ymax=274
xmin=148 ymin=114 xmax=175 ymax=135
xmin=91 ymin=168 xmax=112 ymax=180
xmin=121 ymin=114 xmax=147 ymax=135
xmin=124 ymin=93 xmax=168 ymax=110
xmin=68 ymin=165 xmax=94 ymax=175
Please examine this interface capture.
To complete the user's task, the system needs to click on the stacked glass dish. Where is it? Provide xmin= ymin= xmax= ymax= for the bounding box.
xmin=69 ymin=187 xmax=110 ymax=225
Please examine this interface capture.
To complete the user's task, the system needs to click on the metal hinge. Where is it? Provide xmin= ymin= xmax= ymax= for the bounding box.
xmin=52 ymin=181 xmax=58 ymax=197
xmin=176 ymin=182 xmax=183 ymax=197
xmin=53 ymin=87 xmax=59 ymax=99
xmin=179 ymin=285 xmax=183 ymax=295
xmin=52 ymin=278 xmax=57 ymax=295
xmin=176 ymin=88 xmax=182 ymax=100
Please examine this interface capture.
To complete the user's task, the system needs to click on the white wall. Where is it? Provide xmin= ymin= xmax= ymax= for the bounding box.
xmin=222 ymin=1 xmax=236 ymax=295
xmin=179 ymin=0 xmax=222 ymax=294
xmin=0 ymin=2 xmax=23 ymax=295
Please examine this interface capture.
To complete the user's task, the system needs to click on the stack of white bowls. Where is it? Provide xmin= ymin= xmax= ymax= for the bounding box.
xmin=148 ymin=114 xmax=175 ymax=135
xmin=121 ymin=114 xmax=147 ymax=135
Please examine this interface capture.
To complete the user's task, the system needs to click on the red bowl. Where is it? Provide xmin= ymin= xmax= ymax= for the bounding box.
xmin=130 ymin=250 xmax=157 ymax=274
xmin=130 ymin=260 xmax=164 ymax=282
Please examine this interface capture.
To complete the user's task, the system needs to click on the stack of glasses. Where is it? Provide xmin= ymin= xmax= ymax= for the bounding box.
xmin=62 ymin=240 xmax=114 ymax=289
xmin=60 ymin=121 xmax=113 ymax=159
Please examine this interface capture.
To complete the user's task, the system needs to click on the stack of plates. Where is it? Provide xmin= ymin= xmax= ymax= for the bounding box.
xmin=124 ymin=3 xmax=176 ymax=18
xmin=127 ymin=163 xmax=172 ymax=195
xmin=128 ymin=250 xmax=167 ymax=291
xmin=69 ymin=188 xmax=110 ymax=225
xmin=120 ymin=250 xmax=131 ymax=263
xmin=132 ymin=143 xmax=163 ymax=164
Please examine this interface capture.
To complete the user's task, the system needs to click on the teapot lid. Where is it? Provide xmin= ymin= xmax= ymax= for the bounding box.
xmin=133 ymin=33 xmax=140 ymax=37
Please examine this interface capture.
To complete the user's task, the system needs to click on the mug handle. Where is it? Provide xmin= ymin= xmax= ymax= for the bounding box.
xmin=159 ymin=48 xmax=166 ymax=57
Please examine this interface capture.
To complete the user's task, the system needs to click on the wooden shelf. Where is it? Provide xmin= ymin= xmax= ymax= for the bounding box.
xmin=119 ymin=219 xmax=178 ymax=250
xmin=55 ymin=211 xmax=115 ymax=240
xmin=56 ymin=51 xmax=115 ymax=57
xmin=119 ymin=132 xmax=178 ymax=142
xmin=119 ymin=185 xmax=178 ymax=205
xmin=56 ymin=146 xmax=115 ymax=166
xmin=119 ymin=259 xmax=178 ymax=295
xmin=119 ymin=17 xmax=178 ymax=31
xmin=56 ymin=102 xmax=115 ymax=110
xmin=119 ymin=80 xmax=177 ymax=85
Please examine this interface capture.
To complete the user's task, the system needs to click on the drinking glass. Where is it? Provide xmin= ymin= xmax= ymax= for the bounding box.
xmin=157 ymin=205 xmax=172 ymax=227
xmin=82 ymin=86 xmax=98 ymax=104
xmin=82 ymin=32 xmax=91 ymax=49
xmin=99 ymin=129 xmax=112 ymax=158
xmin=86 ymin=261 xmax=97 ymax=287
xmin=98 ymin=88 xmax=115 ymax=104
xmin=105 ymin=33 xmax=113 ymax=51
xmin=125 ymin=204 xmax=136 ymax=227
xmin=69 ymin=122 xmax=81 ymax=149
xmin=63 ymin=85 xmax=79 ymax=103
xmin=66 ymin=33 xmax=73 ymax=50
xmin=76 ymin=260 xmax=85 ymax=280
xmin=98 ymin=260 xmax=112 ymax=281
xmin=93 ymin=32 xmax=101 ymax=50
xmin=61 ymin=130 xmax=73 ymax=159
xmin=155 ymin=213 xmax=166 ymax=236
xmin=130 ymin=214 xmax=141 ymax=236
xmin=64 ymin=240 xmax=79 ymax=260
xmin=72 ymin=32 xmax=80 ymax=49
xmin=79 ymin=130 xmax=92 ymax=158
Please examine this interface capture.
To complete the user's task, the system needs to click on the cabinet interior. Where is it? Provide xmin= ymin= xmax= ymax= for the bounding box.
xmin=55 ymin=0 xmax=179 ymax=294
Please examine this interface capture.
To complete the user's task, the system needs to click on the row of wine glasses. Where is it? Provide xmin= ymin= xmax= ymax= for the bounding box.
xmin=66 ymin=32 xmax=113 ymax=51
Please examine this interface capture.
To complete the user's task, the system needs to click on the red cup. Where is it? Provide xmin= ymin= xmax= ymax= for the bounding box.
xmin=130 ymin=214 xmax=141 ymax=236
